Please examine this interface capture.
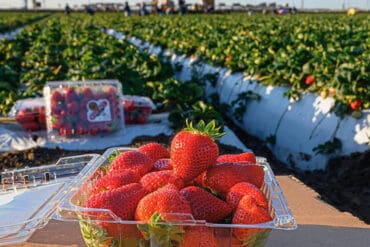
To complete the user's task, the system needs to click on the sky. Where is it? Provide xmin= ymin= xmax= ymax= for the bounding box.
xmin=243 ymin=0 xmax=369 ymax=10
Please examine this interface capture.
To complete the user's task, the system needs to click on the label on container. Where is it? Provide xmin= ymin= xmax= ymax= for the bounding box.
xmin=86 ymin=99 xmax=111 ymax=122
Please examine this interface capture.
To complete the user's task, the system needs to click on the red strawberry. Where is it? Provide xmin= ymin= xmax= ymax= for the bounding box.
xmin=217 ymin=152 xmax=256 ymax=164
xmin=180 ymin=186 xmax=233 ymax=223
xmin=51 ymin=91 xmax=64 ymax=102
xmin=226 ymin=182 xmax=268 ymax=210
xmin=16 ymin=109 xmax=35 ymax=123
xmin=91 ymin=170 xmax=141 ymax=195
xmin=138 ymin=142 xmax=170 ymax=162
xmin=204 ymin=163 xmax=264 ymax=197
xmin=82 ymin=87 xmax=94 ymax=99
xmin=37 ymin=107 xmax=46 ymax=124
xmin=305 ymin=75 xmax=315 ymax=85
xmin=153 ymin=158 xmax=173 ymax=171
xmin=64 ymin=87 xmax=78 ymax=102
xmin=350 ymin=99 xmax=362 ymax=110
xmin=140 ymin=170 xmax=184 ymax=193
xmin=21 ymin=122 xmax=40 ymax=131
xmin=135 ymin=186 xmax=191 ymax=222
xmin=59 ymin=124 xmax=74 ymax=137
xmin=232 ymin=195 xmax=273 ymax=242
xmin=108 ymin=151 xmax=153 ymax=176
xmin=179 ymin=226 xmax=218 ymax=247
xmin=86 ymin=183 xmax=147 ymax=238
xmin=170 ymin=120 xmax=224 ymax=183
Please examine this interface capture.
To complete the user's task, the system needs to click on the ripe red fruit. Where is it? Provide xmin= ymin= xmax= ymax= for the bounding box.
xmin=107 ymin=151 xmax=153 ymax=176
xmin=37 ymin=107 xmax=46 ymax=124
xmin=217 ymin=152 xmax=257 ymax=164
xmin=153 ymin=158 xmax=173 ymax=171
xmin=16 ymin=109 xmax=35 ymax=123
xmin=86 ymin=183 xmax=146 ymax=238
xmin=305 ymin=75 xmax=315 ymax=85
xmin=64 ymin=87 xmax=78 ymax=102
xmin=171 ymin=120 xmax=224 ymax=183
xmin=226 ymin=182 xmax=268 ymax=210
xmin=51 ymin=91 xmax=64 ymax=102
xmin=179 ymin=226 xmax=219 ymax=247
xmin=140 ymin=170 xmax=184 ymax=193
xmin=91 ymin=170 xmax=141 ymax=195
xmin=21 ymin=122 xmax=40 ymax=131
xmin=180 ymin=186 xmax=233 ymax=223
xmin=138 ymin=142 xmax=170 ymax=162
xmin=59 ymin=124 xmax=74 ymax=137
xmin=135 ymin=186 xmax=192 ymax=222
xmin=203 ymin=163 xmax=265 ymax=197
xmin=232 ymin=195 xmax=273 ymax=242
xmin=350 ymin=99 xmax=362 ymax=111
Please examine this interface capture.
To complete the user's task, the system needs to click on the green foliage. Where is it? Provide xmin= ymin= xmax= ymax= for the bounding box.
xmin=313 ymin=137 xmax=342 ymax=155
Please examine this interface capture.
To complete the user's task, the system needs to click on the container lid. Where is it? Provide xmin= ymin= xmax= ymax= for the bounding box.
xmin=0 ymin=154 xmax=99 ymax=246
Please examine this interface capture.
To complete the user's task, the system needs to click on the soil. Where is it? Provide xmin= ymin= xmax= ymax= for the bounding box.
xmin=0 ymin=127 xmax=369 ymax=225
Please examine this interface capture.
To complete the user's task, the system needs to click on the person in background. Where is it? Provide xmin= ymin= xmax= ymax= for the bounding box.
xmin=140 ymin=2 xmax=149 ymax=16
xmin=65 ymin=4 xmax=72 ymax=15
xmin=86 ymin=5 xmax=95 ymax=15
xmin=178 ymin=0 xmax=187 ymax=15
xmin=123 ymin=1 xmax=131 ymax=16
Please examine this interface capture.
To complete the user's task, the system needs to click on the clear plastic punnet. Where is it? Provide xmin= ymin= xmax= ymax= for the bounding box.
xmin=122 ymin=95 xmax=156 ymax=124
xmin=43 ymin=80 xmax=124 ymax=138
xmin=55 ymin=147 xmax=297 ymax=247
xmin=8 ymin=97 xmax=46 ymax=132
xmin=0 ymin=154 xmax=100 ymax=246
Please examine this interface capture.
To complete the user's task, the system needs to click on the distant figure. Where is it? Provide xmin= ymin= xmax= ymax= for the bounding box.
xmin=86 ymin=5 xmax=95 ymax=15
xmin=140 ymin=2 xmax=149 ymax=16
xmin=124 ymin=1 xmax=131 ymax=16
xmin=178 ymin=0 xmax=187 ymax=15
xmin=65 ymin=4 xmax=72 ymax=15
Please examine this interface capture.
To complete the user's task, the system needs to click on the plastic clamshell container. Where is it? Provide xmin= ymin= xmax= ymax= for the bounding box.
xmin=122 ymin=95 xmax=156 ymax=124
xmin=0 ymin=154 xmax=100 ymax=246
xmin=8 ymin=97 xmax=46 ymax=131
xmin=43 ymin=80 xmax=124 ymax=138
xmin=55 ymin=147 xmax=297 ymax=247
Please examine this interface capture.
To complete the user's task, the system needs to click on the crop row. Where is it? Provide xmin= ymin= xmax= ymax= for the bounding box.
xmin=100 ymin=13 xmax=370 ymax=116
xmin=0 ymin=14 xmax=222 ymax=130
xmin=0 ymin=12 xmax=50 ymax=33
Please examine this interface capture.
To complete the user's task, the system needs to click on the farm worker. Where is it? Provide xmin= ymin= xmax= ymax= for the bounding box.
xmin=124 ymin=1 xmax=131 ymax=16
xmin=65 ymin=4 xmax=72 ymax=15
xmin=140 ymin=2 xmax=149 ymax=16
xmin=347 ymin=8 xmax=356 ymax=16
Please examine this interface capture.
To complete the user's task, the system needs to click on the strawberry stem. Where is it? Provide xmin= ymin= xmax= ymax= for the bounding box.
xmin=185 ymin=119 xmax=225 ymax=140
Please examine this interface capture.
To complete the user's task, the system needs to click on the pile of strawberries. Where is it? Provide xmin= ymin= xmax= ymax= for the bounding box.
xmin=48 ymin=86 xmax=122 ymax=137
xmin=122 ymin=96 xmax=153 ymax=124
xmin=16 ymin=106 xmax=46 ymax=131
xmin=83 ymin=120 xmax=272 ymax=246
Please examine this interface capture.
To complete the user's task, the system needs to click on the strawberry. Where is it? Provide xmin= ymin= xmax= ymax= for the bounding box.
xmin=140 ymin=170 xmax=184 ymax=193
xmin=179 ymin=226 xmax=218 ymax=247
xmin=350 ymin=99 xmax=362 ymax=111
xmin=170 ymin=120 xmax=224 ymax=183
xmin=91 ymin=170 xmax=141 ymax=195
xmin=51 ymin=90 xmax=64 ymax=102
xmin=226 ymin=182 xmax=268 ymax=210
xmin=217 ymin=152 xmax=256 ymax=164
xmin=153 ymin=158 xmax=173 ymax=171
xmin=203 ymin=163 xmax=265 ymax=197
xmin=232 ymin=195 xmax=273 ymax=243
xmin=138 ymin=142 xmax=170 ymax=162
xmin=107 ymin=150 xmax=153 ymax=176
xmin=305 ymin=75 xmax=315 ymax=85
xmin=16 ymin=109 xmax=35 ymax=123
xmin=64 ymin=87 xmax=78 ymax=102
xmin=135 ymin=186 xmax=191 ymax=222
xmin=180 ymin=186 xmax=233 ymax=223
xmin=85 ymin=183 xmax=147 ymax=238
xmin=21 ymin=122 xmax=40 ymax=131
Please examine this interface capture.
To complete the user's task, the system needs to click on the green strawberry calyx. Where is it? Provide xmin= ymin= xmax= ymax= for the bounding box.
xmin=184 ymin=119 xmax=225 ymax=140
xmin=137 ymin=212 xmax=184 ymax=246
